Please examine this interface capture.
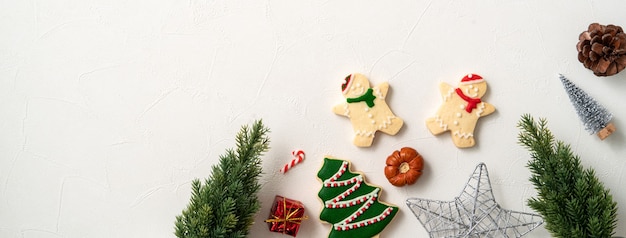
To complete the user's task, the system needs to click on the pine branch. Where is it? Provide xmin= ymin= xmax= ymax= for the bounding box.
xmin=175 ymin=120 xmax=270 ymax=238
xmin=517 ymin=114 xmax=617 ymax=238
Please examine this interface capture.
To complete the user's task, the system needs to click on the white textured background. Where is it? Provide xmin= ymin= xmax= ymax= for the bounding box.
xmin=2 ymin=0 xmax=626 ymax=237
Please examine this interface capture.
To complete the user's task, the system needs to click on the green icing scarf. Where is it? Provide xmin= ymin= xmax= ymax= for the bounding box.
xmin=346 ymin=88 xmax=376 ymax=108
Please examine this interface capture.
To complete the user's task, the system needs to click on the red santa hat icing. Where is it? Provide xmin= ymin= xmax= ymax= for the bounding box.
xmin=341 ymin=74 xmax=354 ymax=94
xmin=459 ymin=74 xmax=484 ymax=85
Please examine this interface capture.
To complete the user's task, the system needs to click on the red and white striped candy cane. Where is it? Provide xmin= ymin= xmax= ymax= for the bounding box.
xmin=280 ymin=150 xmax=305 ymax=173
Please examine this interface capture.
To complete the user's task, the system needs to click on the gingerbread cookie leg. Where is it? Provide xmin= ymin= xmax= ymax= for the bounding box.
xmin=378 ymin=117 xmax=404 ymax=135
xmin=353 ymin=133 xmax=375 ymax=147
xmin=450 ymin=129 xmax=476 ymax=148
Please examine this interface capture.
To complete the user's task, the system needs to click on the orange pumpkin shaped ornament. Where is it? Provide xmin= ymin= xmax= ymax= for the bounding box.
xmin=384 ymin=147 xmax=424 ymax=186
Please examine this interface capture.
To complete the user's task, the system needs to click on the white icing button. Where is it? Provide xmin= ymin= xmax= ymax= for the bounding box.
xmin=364 ymin=107 xmax=369 ymax=112
xmin=456 ymin=112 xmax=462 ymax=118
xmin=368 ymin=114 xmax=373 ymax=118
xmin=454 ymin=121 xmax=459 ymax=125
xmin=459 ymin=104 xmax=465 ymax=109
xmin=371 ymin=120 xmax=376 ymax=124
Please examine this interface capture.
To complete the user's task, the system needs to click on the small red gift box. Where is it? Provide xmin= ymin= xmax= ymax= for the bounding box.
xmin=265 ymin=195 xmax=308 ymax=237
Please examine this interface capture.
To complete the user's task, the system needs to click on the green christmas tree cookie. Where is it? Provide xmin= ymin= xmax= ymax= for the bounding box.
xmin=317 ymin=157 xmax=398 ymax=238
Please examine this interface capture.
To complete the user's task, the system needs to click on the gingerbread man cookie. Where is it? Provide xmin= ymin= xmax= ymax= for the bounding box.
xmin=333 ymin=74 xmax=404 ymax=147
xmin=425 ymin=74 xmax=495 ymax=148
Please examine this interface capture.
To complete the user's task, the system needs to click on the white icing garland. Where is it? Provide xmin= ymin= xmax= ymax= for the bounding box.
xmin=336 ymin=207 xmax=395 ymax=231
xmin=321 ymin=161 xmax=395 ymax=231
xmin=324 ymin=161 xmax=349 ymax=183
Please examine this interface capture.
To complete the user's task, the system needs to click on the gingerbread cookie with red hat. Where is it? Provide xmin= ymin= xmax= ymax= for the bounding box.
xmin=425 ymin=74 xmax=495 ymax=148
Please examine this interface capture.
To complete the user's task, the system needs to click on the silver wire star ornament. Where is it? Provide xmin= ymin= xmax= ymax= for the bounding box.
xmin=406 ymin=163 xmax=543 ymax=237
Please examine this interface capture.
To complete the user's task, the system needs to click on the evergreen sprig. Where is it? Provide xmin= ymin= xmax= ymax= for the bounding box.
xmin=517 ymin=114 xmax=617 ymax=238
xmin=175 ymin=120 xmax=270 ymax=238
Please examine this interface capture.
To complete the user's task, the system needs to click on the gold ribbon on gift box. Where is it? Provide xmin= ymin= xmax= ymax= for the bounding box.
xmin=265 ymin=197 xmax=308 ymax=234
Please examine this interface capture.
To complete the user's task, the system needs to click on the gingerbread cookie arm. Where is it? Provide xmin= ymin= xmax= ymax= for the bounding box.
xmin=378 ymin=117 xmax=403 ymax=136
xmin=425 ymin=117 xmax=447 ymax=135
xmin=332 ymin=103 xmax=349 ymax=117
xmin=479 ymin=102 xmax=496 ymax=116
xmin=376 ymin=82 xmax=389 ymax=98
xmin=438 ymin=82 xmax=454 ymax=99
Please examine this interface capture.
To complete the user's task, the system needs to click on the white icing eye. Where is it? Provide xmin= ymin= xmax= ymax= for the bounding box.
xmin=469 ymin=85 xmax=474 ymax=89
xmin=474 ymin=88 xmax=479 ymax=92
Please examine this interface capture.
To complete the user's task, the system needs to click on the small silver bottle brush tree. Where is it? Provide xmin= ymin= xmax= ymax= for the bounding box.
xmin=559 ymin=74 xmax=615 ymax=140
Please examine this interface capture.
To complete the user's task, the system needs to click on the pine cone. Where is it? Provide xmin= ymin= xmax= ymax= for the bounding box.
xmin=577 ymin=23 xmax=626 ymax=76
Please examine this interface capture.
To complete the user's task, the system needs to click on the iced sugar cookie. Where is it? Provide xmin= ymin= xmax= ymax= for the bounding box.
xmin=332 ymin=74 xmax=404 ymax=147
xmin=425 ymin=74 xmax=495 ymax=148
xmin=317 ymin=157 xmax=398 ymax=238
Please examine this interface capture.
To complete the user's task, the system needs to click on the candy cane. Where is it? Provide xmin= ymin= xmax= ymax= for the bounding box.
xmin=280 ymin=150 xmax=305 ymax=173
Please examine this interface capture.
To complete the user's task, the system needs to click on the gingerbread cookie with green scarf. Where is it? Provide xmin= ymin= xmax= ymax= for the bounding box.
xmin=426 ymin=74 xmax=495 ymax=148
xmin=332 ymin=74 xmax=404 ymax=147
